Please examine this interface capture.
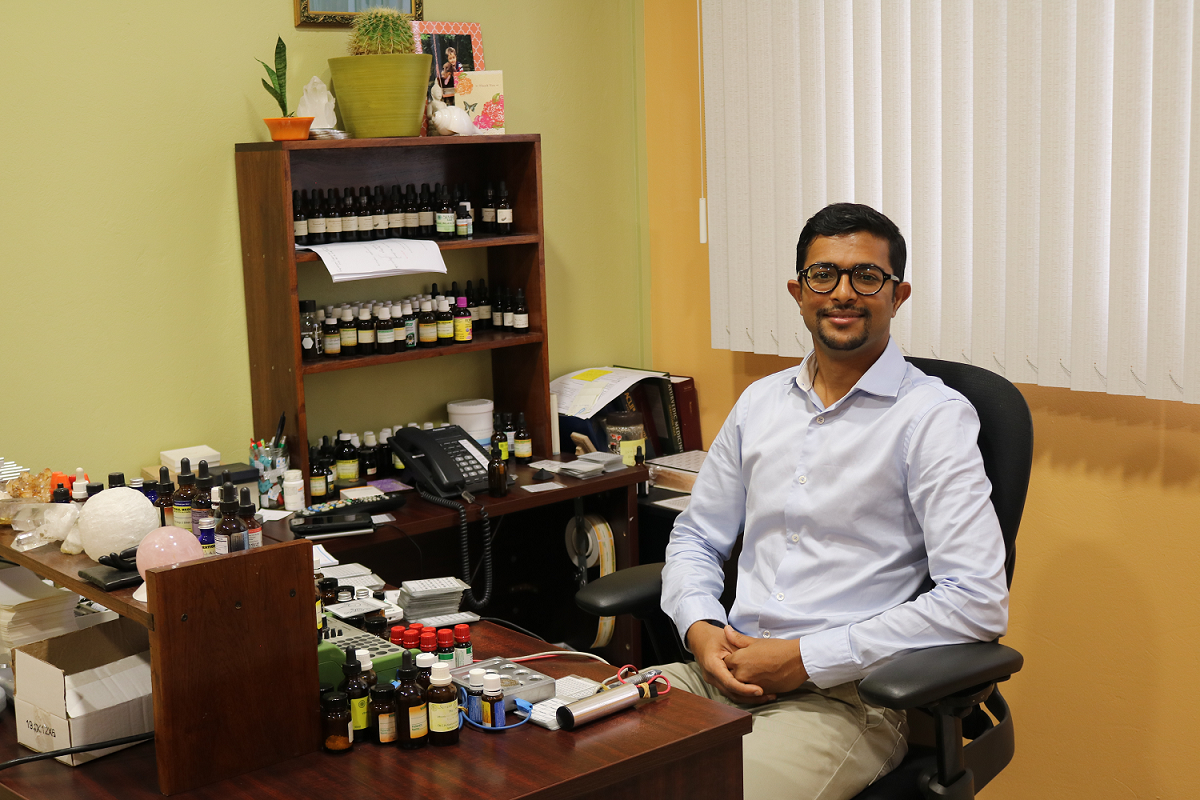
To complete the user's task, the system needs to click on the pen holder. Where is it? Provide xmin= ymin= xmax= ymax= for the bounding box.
xmin=252 ymin=446 xmax=289 ymax=508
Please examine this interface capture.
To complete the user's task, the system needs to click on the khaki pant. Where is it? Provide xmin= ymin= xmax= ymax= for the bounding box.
xmin=658 ymin=661 xmax=909 ymax=800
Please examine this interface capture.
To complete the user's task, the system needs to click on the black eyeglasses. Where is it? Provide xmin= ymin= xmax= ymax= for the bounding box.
xmin=799 ymin=263 xmax=899 ymax=296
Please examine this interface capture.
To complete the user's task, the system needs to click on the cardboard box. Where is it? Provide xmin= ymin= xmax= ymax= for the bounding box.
xmin=14 ymin=616 xmax=153 ymax=765
xmin=159 ymin=445 xmax=220 ymax=473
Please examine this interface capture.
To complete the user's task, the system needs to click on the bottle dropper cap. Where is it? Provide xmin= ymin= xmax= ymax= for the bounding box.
xmin=358 ymin=307 xmax=370 ymax=320
xmin=430 ymin=662 xmax=452 ymax=686
xmin=342 ymin=308 xmax=353 ymax=321
xmin=71 ymin=469 xmax=88 ymax=500
xmin=420 ymin=300 xmax=432 ymax=312
xmin=196 ymin=461 xmax=213 ymax=490
xmin=86 ymin=482 xmax=104 ymax=497
xmin=416 ymin=652 xmax=437 ymax=669
xmin=355 ymin=648 xmax=373 ymax=671
xmin=364 ymin=431 xmax=378 ymax=447
xmin=238 ymin=486 xmax=255 ymax=516
xmin=468 ymin=668 xmax=486 ymax=688
xmin=340 ymin=432 xmax=352 ymax=441
xmin=158 ymin=465 xmax=174 ymax=495
xmin=108 ymin=472 xmax=125 ymax=489
xmin=483 ymin=673 xmax=502 ymax=693
xmin=378 ymin=306 xmax=391 ymax=320
xmin=220 ymin=481 xmax=238 ymax=513
xmin=398 ymin=650 xmax=417 ymax=679
xmin=177 ymin=458 xmax=194 ymax=485
xmin=52 ymin=485 xmax=69 ymax=503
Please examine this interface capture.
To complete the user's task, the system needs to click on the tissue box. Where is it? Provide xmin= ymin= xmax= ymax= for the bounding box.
xmin=159 ymin=445 xmax=220 ymax=473
xmin=13 ymin=617 xmax=153 ymax=765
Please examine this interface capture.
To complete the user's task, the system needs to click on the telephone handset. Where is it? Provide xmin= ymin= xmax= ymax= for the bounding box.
xmin=389 ymin=425 xmax=491 ymax=499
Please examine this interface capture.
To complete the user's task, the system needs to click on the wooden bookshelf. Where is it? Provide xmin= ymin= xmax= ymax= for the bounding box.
xmin=233 ymin=135 xmax=549 ymax=499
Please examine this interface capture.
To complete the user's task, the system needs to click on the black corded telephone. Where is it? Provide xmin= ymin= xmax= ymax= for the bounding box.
xmin=388 ymin=425 xmax=492 ymax=498
xmin=388 ymin=425 xmax=494 ymax=610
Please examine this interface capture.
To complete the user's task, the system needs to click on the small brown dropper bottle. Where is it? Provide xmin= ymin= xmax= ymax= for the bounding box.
xmin=172 ymin=458 xmax=197 ymax=533
xmin=213 ymin=481 xmax=248 ymax=555
xmin=155 ymin=466 xmax=175 ymax=526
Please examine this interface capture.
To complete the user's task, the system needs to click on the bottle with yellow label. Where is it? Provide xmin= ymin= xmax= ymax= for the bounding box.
xmin=395 ymin=651 xmax=428 ymax=749
xmin=342 ymin=654 xmax=370 ymax=735
xmin=426 ymin=662 xmax=460 ymax=746
xmin=453 ymin=297 xmax=473 ymax=342
xmin=335 ymin=433 xmax=359 ymax=483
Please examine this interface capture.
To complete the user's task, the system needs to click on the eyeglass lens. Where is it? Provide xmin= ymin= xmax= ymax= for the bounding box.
xmin=805 ymin=265 xmax=887 ymax=295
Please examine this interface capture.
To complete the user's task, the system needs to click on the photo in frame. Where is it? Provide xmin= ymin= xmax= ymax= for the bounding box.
xmin=410 ymin=21 xmax=485 ymax=109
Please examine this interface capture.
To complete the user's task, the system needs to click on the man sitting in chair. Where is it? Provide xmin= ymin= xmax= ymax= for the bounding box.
xmin=659 ymin=203 xmax=1009 ymax=799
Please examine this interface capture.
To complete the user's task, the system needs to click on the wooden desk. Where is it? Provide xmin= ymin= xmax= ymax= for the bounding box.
xmin=0 ymin=622 xmax=751 ymax=799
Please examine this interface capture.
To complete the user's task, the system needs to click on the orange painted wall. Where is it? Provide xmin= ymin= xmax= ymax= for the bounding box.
xmin=644 ymin=1 xmax=1200 ymax=796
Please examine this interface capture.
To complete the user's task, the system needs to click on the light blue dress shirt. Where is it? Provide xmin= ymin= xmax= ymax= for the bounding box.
xmin=661 ymin=339 xmax=1009 ymax=688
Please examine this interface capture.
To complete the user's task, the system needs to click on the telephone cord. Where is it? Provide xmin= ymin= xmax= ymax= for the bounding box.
xmin=415 ymin=487 xmax=492 ymax=610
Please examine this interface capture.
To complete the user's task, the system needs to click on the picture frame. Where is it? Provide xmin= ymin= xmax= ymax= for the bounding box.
xmin=294 ymin=0 xmax=423 ymax=28
xmin=410 ymin=21 xmax=485 ymax=109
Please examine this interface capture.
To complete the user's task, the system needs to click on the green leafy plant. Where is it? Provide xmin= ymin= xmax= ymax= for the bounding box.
xmin=348 ymin=8 xmax=416 ymax=56
xmin=257 ymin=36 xmax=290 ymax=117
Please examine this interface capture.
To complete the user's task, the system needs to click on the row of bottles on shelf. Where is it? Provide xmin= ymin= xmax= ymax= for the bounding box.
xmin=307 ymin=413 xmax=531 ymax=499
xmin=299 ymin=280 xmax=529 ymax=361
xmin=292 ymin=181 xmax=514 ymax=246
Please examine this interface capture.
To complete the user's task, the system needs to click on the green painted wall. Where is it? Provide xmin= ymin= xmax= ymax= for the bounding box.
xmin=0 ymin=1 xmax=647 ymax=480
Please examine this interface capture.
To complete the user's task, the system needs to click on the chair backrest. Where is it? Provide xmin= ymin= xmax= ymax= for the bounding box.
xmin=905 ymin=358 xmax=1033 ymax=588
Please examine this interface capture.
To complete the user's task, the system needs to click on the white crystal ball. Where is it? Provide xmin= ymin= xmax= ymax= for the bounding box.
xmin=78 ymin=487 xmax=159 ymax=562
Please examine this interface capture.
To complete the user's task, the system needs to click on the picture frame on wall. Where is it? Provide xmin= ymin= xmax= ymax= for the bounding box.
xmin=295 ymin=0 xmax=423 ymax=28
xmin=410 ymin=21 xmax=485 ymax=109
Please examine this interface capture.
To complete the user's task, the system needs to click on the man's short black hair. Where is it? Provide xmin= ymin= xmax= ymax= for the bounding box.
xmin=795 ymin=203 xmax=907 ymax=282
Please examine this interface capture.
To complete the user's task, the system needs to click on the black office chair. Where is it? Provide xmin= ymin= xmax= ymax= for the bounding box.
xmin=575 ymin=357 xmax=1033 ymax=800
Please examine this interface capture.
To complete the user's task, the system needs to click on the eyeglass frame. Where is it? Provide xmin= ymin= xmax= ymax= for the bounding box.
xmin=797 ymin=262 xmax=901 ymax=296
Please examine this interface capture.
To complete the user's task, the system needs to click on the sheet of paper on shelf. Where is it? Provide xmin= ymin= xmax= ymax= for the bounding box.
xmin=312 ymin=544 xmax=339 ymax=568
xmin=653 ymin=494 xmax=691 ymax=512
xmin=527 ymin=460 xmax=564 ymax=473
xmin=300 ymin=239 xmax=448 ymax=283
xmin=647 ymin=451 xmax=707 ymax=473
xmin=259 ymin=508 xmax=293 ymax=521
xmin=522 ymin=481 xmax=566 ymax=493
xmin=549 ymin=366 xmax=669 ymax=419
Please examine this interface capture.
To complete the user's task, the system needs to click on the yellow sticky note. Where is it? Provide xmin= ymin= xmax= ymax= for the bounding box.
xmin=573 ymin=369 xmax=612 ymax=382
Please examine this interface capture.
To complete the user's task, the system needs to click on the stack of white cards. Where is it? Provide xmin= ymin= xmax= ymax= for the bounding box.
xmin=396 ymin=577 xmax=470 ymax=620
xmin=0 ymin=567 xmax=79 ymax=659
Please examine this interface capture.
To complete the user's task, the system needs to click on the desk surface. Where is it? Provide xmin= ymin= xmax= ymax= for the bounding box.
xmin=0 ymin=622 xmax=750 ymax=800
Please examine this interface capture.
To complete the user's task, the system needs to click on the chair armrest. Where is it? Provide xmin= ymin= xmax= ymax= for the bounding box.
xmin=858 ymin=642 xmax=1024 ymax=709
xmin=575 ymin=562 xmax=665 ymax=617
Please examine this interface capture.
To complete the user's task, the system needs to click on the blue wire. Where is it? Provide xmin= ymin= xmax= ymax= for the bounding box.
xmin=458 ymin=710 xmax=531 ymax=732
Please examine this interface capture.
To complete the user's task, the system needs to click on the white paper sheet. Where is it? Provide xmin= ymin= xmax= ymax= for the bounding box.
xmin=549 ymin=367 xmax=668 ymax=419
xmin=300 ymin=239 xmax=448 ymax=283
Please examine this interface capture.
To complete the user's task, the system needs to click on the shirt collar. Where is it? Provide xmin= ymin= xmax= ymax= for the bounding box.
xmin=794 ymin=337 xmax=906 ymax=401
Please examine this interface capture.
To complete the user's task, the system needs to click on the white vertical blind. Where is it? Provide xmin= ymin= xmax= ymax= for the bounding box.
xmin=701 ymin=0 xmax=1200 ymax=404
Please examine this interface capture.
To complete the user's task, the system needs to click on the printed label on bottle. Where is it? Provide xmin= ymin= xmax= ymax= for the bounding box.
xmin=418 ymin=210 xmax=435 ymax=226
xmin=456 ymin=219 xmax=468 ymax=235
xmin=404 ymin=212 xmax=418 ymax=227
xmin=348 ymin=720 xmax=354 ymax=743
xmin=326 ymin=216 xmax=343 ymax=233
xmin=373 ymin=214 xmax=388 ymax=230
xmin=388 ymin=213 xmax=404 ymax=227
xmin=359 ymin=328 xmax=375 ymax=344
xmin=173 ymin=501 xmax=192 ymax=531
xmin=515 ymin=439 xmax=532 ymax=458
xmin=428 ymin=701 xmax=459 ymax=733
xmin=497 ymin=208 xmax=513 ymax=224
xmin=247 ymin=529 xmax=262 ymax=549
xmin=365 ymin=463 xmax=377 ymax=476
xmin=419 ymin=322 xmax=438 ymax=343
xmin=503 ymin=311 xmax=515 ymax=327
xmin=351 ymin=696 xmax=369 ymax=730
xmin=377 ymin=328 xmax=395 ymax=344
xmin=301 ymin=334 xmax=314 ymax=351
xmin=482 ymin=698 xmax=505 ymax=727
xmin=214 ymin=533 xmax=229 ymax=556
xmin=343 ymin=215 xmax=359 ymax=232
xmin=513 ymin=313 xmax=529 ymax=329
xmin=310 ymin=475 xmax=327 ymax=496
xmin=293 ymin=219 xmax=308 ymax=236
xmin=468 ymin=307 xmax=479 ymax=321
xmin=377 ymin=712 xmax=397 ymax=742
xmin=482 ymin=208 xmax=496 ymax=222
xmin=162 ymin=507 xmax=174 ymax=527
xmin=465 ymin=693 xmax=483 ymax=723
xmin=436 ymin=319 xmax=454 ymax=338
xmin=454 ymin=317 xmax=472 ymax=341
xmin=197 ymin=526 xmax=215 ymax=557
xmin=480 ymin=303 xmax=492 ymax=319
xmin=435 ymin=212 xmax=455 ymax=232
xmin=408 ymin=705 xmax=428 ymax=738
xmin=340 ymin=327 xmax=358 ymax=347
xmin=492 ymin=310 xmax=504 ymax=326
xmin=191 ymin=506 xmax=212 ymax=532
xmin=499 ymin=441 xmax=508 ymax=460
xmin=309 ymin=217 xmax=327 ymax=233
xmin=405 ymin=321 xmax=417 ymax=346
xmin=337 ymin=459 xmax=360 ymax=481
xmin=324 ymin=333 xmax=341 ymax=354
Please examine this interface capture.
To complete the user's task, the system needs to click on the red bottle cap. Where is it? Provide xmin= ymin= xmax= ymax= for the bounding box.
xmin=437 ymin=628 xmax=454 ymax=647
xmin=408 ymin=623 xmax=424 ymax=633
xmin=453 ymin=623 xmax=470 ymax=642
xmin=389 ymin=625 xmax=405 ymax=644
xmin=402 ymin=629 xmax=420 ymax=649
xmin=419 ymin=630 xmax=437 ymax=652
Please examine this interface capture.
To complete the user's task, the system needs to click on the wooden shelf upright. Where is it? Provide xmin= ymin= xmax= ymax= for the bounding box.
xmin=233 ymin=135 xmax=551 ymax=494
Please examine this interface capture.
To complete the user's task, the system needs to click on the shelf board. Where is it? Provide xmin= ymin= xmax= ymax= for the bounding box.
xmin=294 ymin=232 xmax=539 ymax=262
xmin=301 ymin=329 xmax=543 ymax=374
xmin=235 ymin=133 xmax=541 ymax=153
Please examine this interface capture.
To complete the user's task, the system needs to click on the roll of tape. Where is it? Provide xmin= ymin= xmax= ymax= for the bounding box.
xmin=564 ymin=514 xmax=616 ymax=648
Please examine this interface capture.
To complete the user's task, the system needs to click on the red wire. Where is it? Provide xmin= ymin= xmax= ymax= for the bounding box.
xmin=651 ymin=675 xmax=671 ymax=694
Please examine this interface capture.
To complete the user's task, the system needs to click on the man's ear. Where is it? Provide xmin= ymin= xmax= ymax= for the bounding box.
xmin=787 ymin=279 xmax=804 ymax=308
xmin=892 ymin=282 xmax=911 ymax=316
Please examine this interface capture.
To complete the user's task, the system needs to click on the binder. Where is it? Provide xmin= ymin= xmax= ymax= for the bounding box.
xmin=669 ymin=376 xmax=702 ymax=452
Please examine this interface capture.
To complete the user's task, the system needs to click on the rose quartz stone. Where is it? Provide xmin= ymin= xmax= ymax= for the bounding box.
xmin=136 ymin=526 xmax=205 ymax=579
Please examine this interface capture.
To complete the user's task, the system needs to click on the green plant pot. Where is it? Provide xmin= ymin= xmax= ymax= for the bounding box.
xmin=328 ymin=53 xmax=432 ymax=138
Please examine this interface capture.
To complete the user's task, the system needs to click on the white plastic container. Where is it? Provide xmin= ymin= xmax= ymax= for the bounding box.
xmin=447 ymin=398 xmax=494 ymax=442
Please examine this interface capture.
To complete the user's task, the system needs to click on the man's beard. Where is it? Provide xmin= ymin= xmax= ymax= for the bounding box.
xmin=816 ymin=307 xmax=871 ymax=351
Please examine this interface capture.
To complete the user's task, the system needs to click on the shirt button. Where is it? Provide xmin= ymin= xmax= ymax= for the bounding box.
xmin=791 ymin=534 xmax=799 ymax=542
xmin=762 ymin=630 xmax=771 ymax=638
xmin=816 ymin=416 xmax=825 ymax=424
xmin=776 ymin=592 xmax=784 ymax=601
xmin=798 ymin=475 xmax=807 ymax=484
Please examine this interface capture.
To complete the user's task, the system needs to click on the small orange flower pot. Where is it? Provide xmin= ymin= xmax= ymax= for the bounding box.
xmin=263 ymin=116 xmax=315 ymax=141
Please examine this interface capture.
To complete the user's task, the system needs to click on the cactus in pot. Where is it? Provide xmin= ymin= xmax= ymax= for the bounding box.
xmin=349 ymin=8 xmax=416 ymax=55
xmin=328 ymin=8 xmax=430 ymax=138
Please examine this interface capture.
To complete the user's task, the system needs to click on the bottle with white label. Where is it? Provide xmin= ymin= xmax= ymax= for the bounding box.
xmin=512 ymin=288 xmax=529 ymax=330
xmin=477 ymin=278 xmax=491 ymax=331
xmin=237 ymin=487 xmax=263 ymax=548
xmin=357 ymin=307 xmax=376 ymax=356
xmin=496 ymin=180 xmax=513 ymax=234
xmin=435 ymin=186 xmax=455 ymax=240
xmin=308 ymin=189 xmax=328 ymax=245
xmin=357 ymin=187 xmax=374 ymax=241
xmin=492 ymin=283 xmax=504 ymax=329
xmin=418 ymin=183 xmax=435 ymax=236
xmin=402 ymin=184 xmax=419 ymax=238
xmin=292 ymin=190 xmax=309 ymax=246
xmin=426 ymin=662 xmax=460 ymax=746
xmin=325 ymin=188 xmax=344 ymax=242
xmin=372 ymin=185 xmax=389 ymax=236
xmin=341 ymin=186 xmax=359 ymax=241
xmin=336 ymin=432 xmax=360 ymax=483
xmin=387 ymin=184 xmax=405 ymax=238
xmin=376 ymin=306 xmax=395 ymax=355
xmin=213 ymin=483 xmax=248 ymax=555
xmin=502 ymin=288 xmax=515 ymax=330
xmin=436 ymin=298 xmax=455 ymax=346
xmin=323 ymin=312 xmax=342 ymax=358
xmin=514 ymin=412 xmax=533 ymax=463
xmin=481 ymin=182 xmax=496 ymax=233
xmin=340 ymin=308 xmax=358 ymax=357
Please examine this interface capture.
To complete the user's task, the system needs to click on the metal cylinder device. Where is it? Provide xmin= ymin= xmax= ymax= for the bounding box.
xmin=556 ymin=681 xmax=662 ymax=730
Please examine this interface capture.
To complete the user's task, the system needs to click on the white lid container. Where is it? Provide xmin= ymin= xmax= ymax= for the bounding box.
xmin=447 ymin=398 xmax=494 ymax=438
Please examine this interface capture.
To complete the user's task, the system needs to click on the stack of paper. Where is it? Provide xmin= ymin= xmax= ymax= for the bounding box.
xmin=301 ymin=239 xmax=448 ymax=283
xmin=559 ymin=460 xmax=605 ymax=480
xmin=0 ymin=567 xmax=79 ymax=659
xmin=578 ymin=452 xmax=627 ymax=472
xmin=396 ymin=577 xmax=469 ymax=620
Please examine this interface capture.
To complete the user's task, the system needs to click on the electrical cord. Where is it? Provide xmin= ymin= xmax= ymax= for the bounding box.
xmin=478 ymin=617 xmax=547 ymax=641
xmin=469 ymin=514 xmax=505 ymax=585
xmin=415 ymin=487 xmax=492 ymax=611
xmin=379 ymin=521 xmax=425 ymax=575
xmin=0 ymin=732 xmax=154 ymax=771
xmin=511 ymin=651 xmax=610 ymax=665
xmin=458 ymin=708 xmax=531 ymax=732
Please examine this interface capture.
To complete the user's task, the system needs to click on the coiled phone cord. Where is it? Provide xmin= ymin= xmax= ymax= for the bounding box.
xmin=415 ymin=488 xmax=493 ymax=611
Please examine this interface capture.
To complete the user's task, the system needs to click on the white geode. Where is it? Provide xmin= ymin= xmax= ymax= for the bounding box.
xmin=78 ymin=487 xmax=159 ymax=561
xmin=297 ymin=76 xmax=337 ymax=128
